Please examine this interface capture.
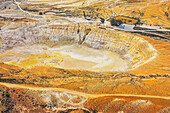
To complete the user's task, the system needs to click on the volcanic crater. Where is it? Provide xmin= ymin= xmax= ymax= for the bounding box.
xmin=0 ymin=23 xmax=158 ymax=72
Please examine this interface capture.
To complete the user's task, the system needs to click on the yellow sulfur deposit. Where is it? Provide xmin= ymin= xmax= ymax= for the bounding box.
xmin=7 ymin=52 xmax=63 ymax=69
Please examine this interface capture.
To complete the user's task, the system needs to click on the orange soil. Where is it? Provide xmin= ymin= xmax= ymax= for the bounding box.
xmin=124 ymin=32 xmax=170 ymax=76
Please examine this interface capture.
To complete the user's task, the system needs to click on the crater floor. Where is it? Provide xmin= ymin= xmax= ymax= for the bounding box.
xmin=0 ymin=44 xmax=129 ymax=72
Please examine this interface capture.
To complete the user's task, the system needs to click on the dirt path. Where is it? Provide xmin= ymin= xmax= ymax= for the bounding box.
xmin=0 ymin=82 xmax=169 ymax=100
xmin=13 ymin=0 xmax=45 ymax=20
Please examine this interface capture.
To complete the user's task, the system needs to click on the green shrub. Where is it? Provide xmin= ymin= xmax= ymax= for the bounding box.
xmin=111 ymin=19 xmax=116 ymax=26
xmin=6 ymin=93 xmax=10 ymax=97
xmin=111 ymin=19 xmax=123 ymax=26
xmin=135 ymin=19 xmax=141 ymax=25
xmin=100 ymin=17 xmax=105 ymax=23
xmin=140 ymin=12 xmax=144 ymax=16
xmin=39 ymin=12 xmax=43 ymax=15
xmin=165 ymin=12 xmax=169 ymax=17
xmin=83 ymin=11 xmax=86 ymax=17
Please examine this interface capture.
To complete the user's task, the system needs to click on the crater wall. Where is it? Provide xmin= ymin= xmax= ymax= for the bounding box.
xmin=85 ymin=28 xmax=158 ymax=70
xmin=0 ymin=22 xmax=157 ymax=71
xmin=49 ymin=24 xmax=158 ymax=70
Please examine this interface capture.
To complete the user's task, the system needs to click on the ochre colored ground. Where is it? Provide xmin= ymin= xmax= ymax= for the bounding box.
xmin=0 ymin=62 xmax=169 ymax=96
xmin=0 ymin=83 xmax=169 ymax=113
xmin=0 ymin=22 xmax=169 ymax=96
xmin=0 ymin=1 xmax=169 ymax=112
xmin=110 ymin=1 xmax=170 ymax=27
xmin=0 ymin=29 xmax=169 ymax=95
xmin=124 ymin=31 xmax=170 ymax=75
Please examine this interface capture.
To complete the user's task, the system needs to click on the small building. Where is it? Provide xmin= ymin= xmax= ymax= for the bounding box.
xmin=67 ymin=14 xmax=72 ymax=16
xmin=44 ymin=11 xmax=57 ymax=15
xmin=85 ymin=17 xmax=91 ymax=20
xmin=119 ymin=24 xmax=135 ymax=30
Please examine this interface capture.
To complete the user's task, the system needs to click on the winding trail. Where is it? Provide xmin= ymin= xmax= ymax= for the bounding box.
xmin=0 ymin=82 xmax=169 ymax=100
xmin=14 ymin=0 xmax=25 ymax=13
xmin=13 ymin=0 xmax=45 ymax=20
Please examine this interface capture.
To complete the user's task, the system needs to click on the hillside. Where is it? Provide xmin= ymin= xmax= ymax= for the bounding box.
xmin=5 ymin=0 xmax=168 ymax=27
xmin=109 ymin=1 xmax=170 ymax=27
xmin=0 ymin=82 xmax=169 ymax=113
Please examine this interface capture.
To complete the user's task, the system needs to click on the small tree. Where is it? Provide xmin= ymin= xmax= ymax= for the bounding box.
xmin=100 ymin=17 xmax=105 ymax=23
xmin=165 ymin=12 xmax=168 ymax=17
xmin=116 ymin=19 xmax=123 ymax=26
xmin=83 ymin=11 xmax=86 ymax=17
xmin=111 ymin=19 xmax=117 ymax=26
xmin=39 ymin=12 xmax=43 ymax=15
xmin=6 ymin=93 xmax=10 ymax=97
xmin=135 ymin=19 xmax=141 ymax=25
xmin=110 ymin=19 xmax=122 ymax=26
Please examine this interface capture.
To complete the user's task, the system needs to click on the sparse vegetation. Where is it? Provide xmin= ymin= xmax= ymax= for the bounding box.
xmin=108 ymin=16 xmax=138 ymax=25
xmin=110 ymin=19 xmax=123 ymax=26
xmin=100 ymin=17 xmax=105 ymax=23
xmin=134 ymin=19 xmax=142 ymax=25
xmin=165 ymin=12 xmax=169 ymax=17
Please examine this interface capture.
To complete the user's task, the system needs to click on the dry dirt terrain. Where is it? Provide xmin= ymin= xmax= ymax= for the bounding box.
xmin=0 ymin=0 xmax=170 ymax=113
xmin=0 ymin=82 xmax=170 ymax=113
